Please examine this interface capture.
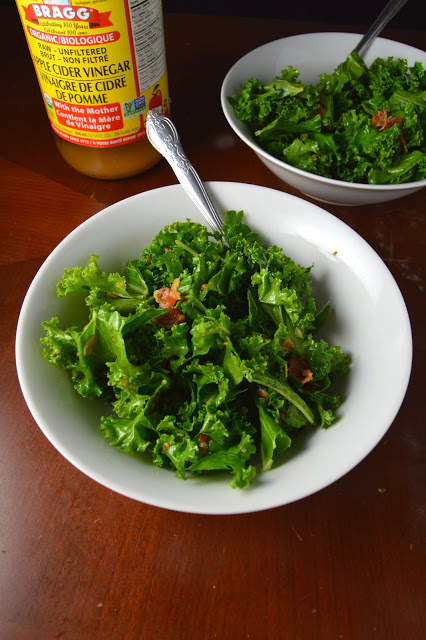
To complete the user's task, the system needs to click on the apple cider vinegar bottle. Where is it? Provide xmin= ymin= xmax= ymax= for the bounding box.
xmin=15 ymin=0 xmax=169 ymax=179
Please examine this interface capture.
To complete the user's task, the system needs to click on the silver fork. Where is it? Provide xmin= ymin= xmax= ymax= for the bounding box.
xmin=146 ymin=110 xmax=224 ymax=236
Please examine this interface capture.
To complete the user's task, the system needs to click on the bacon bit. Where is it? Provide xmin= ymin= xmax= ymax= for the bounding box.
xmin=288 ymin=356 xmax=313 ymax=385
xmin=301 ymin=369 xmax=313 ymax=385
xmin=256 ymin=388 xmax=269 ymax=399
xmin=154 ymin=288 xmax=176 ymax=308
xmin=198 ymin=441 xmax=208 ymax=454
xmin=372 ymin=109 xmax=402 ymax=131
xmin=313 ymin=103 xmax=326 ymax=117
xmin=279 ymin=410 xmax=285 ymax=418
xmin=120 ymin=379 xmax=127 ymax=386
xmin=119 ymin=281 xmax=125 ymax=288
xmin=164 ymin=247 xmax=170 ymax=252
xmin=280 ymin=338 xmax=293 ymax=352
xmin=161 ymin=442 xmax=170 ymax=453
xmin=154 ymin=278 xmax=181 ymax=309
xmin=262 ymin=334 xmax=269 ymax=340
xmin=372 ymin=110 xmax=408 ymax=153
xmin=146 ymin=256 xmax=152 ymax=265
xmin=198 ymin=433 xmax=209 ymax=452
xmin=170 ymin=278 xmax=181 ymax=298
xmin=201 ymin=283 xmax=208 ymax=290
xmin=153 ymin=308 xmax=186 ymax=329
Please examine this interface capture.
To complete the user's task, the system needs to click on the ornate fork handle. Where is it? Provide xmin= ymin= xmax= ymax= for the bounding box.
xmin=146 ymin=111 xmax=223 ymax=236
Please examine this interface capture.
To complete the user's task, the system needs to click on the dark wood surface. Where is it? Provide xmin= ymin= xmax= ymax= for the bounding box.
xmin=1 ymin=8 xmax=425 ymax=640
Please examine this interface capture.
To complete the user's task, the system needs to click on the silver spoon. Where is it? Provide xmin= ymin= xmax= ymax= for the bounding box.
xmin=355 ymin=0 xmax=409 ymax=57
xmin=146 ymin=110 xmax=223 ymax=236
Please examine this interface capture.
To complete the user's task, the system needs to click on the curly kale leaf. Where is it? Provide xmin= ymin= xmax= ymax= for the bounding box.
xmin=229 ymin=50 xmax=426 ymax=184
xmin=41 ymin=210 xmax=350 ymax=489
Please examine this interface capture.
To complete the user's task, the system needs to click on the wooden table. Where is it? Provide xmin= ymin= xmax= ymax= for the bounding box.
xmin=1 ymin=8 xmax=425 ymax=639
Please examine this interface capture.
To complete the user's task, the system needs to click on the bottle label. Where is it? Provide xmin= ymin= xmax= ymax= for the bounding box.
xmin=15 ymin=0 xmax=169 ymax=148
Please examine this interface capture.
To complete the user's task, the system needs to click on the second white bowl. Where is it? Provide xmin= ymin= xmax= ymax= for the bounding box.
xmin=221 ymin=33 xmax=426 ymax=206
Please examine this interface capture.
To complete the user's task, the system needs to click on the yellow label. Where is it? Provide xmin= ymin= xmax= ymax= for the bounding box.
xmin=15 ymin=0 xmax=169 ymax=148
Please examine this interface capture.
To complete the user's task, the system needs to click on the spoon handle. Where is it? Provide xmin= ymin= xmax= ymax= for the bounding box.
xmin=355 ymin=0 xmax=409 ymax=56
xmin=146 ymin=111 xmax=223 ymax=235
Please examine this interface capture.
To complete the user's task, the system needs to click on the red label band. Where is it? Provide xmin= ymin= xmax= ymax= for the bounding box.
xmin=53 ymin=98 xmax=124 ymax=133
xmin=23 ymin=4 xmax=112 ymax=28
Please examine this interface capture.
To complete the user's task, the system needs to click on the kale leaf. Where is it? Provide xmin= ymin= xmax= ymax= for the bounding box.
xmin=41 ymin=212 xmax=350 ymax=488
xmin=228 ymin=51 xmax=426 ymax=184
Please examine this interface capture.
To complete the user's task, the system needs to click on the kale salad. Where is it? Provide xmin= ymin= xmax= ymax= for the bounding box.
xmin=228 ymin=50 xmax=426 ymax=184
xmin=41 ymin=211 xmax=350 ymax=489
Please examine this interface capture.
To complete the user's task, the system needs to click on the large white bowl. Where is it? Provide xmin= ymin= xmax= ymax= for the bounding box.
xmin=16 ymin=182 xmax=412 ymax=514
xmin=221 ymin=33 xmax=426 ymax=206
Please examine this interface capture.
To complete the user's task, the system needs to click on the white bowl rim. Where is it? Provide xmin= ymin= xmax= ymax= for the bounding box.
xmin=15 ymin=181 xmax=413 ymax=514
xmin=221 ymin=32 xmax=426 ymax=193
